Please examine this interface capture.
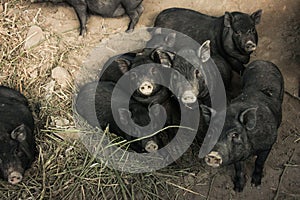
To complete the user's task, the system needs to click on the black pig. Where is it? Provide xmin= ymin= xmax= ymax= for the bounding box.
xmin=99 ymin=52 xmax=137 ymax=83
xmin=146 ymin=29 xmax=231 ymax=106
xmin=147 ymin=32 xmax=212 ymax=105
xmin=99 ymin=48 xmax=173 ymax=105
xmin=155 ymin=8 xmax=262 ymax=74
xmin=31 ymin=0 xmax=144 ymax=35
xmin=75 ymin=81 xmax=166 ymax=153
xmin=203 ymin=60 xmax=284 ymax=192
xmin=0 ymin=86 xmax=36 ymax=184
xmin=169 ymin=41 xmax=211 ymax=105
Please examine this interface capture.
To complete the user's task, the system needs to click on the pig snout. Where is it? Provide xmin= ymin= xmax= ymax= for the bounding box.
xmin=139 ymin=81 xmax=154 ymax=96
xmin=8 ymin=171 xmax=23 ymax=184
xmin=145 ymin=140 xmax=158 ymax=152
xmin=181 ymin=91 xmax=197 ymax=104
xmin=245 ymin=41 xmax=257 ymax=52
xmin=205 ymin=151 xmax=223 ymax=167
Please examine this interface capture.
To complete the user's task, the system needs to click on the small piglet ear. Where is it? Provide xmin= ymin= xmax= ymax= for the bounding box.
xmin=251 ymin=9 xmax=262 ymax=25
xmin=116 ymin=58 xmax=131 ymax=74
xmin=200 ymin=105 xmax=216 ymax=125
xmin=151 ymin=49 xmax=174 ymax=67
xmin=164 ymin=32 xmax=176 ymax=47
xmin=239 ymin=107 xmax=258 ymax=130
xmin=198 ymin=40 xmax=211 ymax=63
xmin=154 ymin=27 xmax=162 ymax=34
xmin=118 ymin=108 xmax=131 ymax=125
xmin=11 ymin=124 xmax=27 ymax=142
xmin=224 ymin=12 xmax=233 ymax=28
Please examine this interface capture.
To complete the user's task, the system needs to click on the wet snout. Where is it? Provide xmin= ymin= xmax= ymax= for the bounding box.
xmin=205 ymin=151 xmax=223 ymax=167
xmin=245 ymin=41 xmax=257 ymax=52
xmin=145 ymin=140 xmax=158 ymax=152
xmin=139 ymin=81 xmax=154 ymax=96
xmin=8 ymin=171 xmax=23 ymax=184
xmin=181 ymin=90 xmax=197 ymax=104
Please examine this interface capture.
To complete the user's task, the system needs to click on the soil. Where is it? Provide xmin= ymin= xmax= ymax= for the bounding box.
xmin=8 ymin=0 xmax=300 ymax=199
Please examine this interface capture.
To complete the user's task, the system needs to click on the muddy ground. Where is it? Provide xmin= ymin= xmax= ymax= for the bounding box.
xmin=1 ymin=0 xmax=299 ymax=199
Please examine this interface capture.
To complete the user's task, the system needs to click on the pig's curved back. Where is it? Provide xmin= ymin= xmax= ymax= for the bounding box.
xmin=243 ymin=60 xmax=284 ymax=102
xmin=0 ymin=86 xmax=29 ymax=106
xmin=0 ymin=87 xmax=34 ymax=132
xmin=242 ymin=60 xmax=284 ymax=126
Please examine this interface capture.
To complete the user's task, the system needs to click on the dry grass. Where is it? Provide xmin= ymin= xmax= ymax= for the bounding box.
xmin=0 ymin=1 xmax=210 ymax=199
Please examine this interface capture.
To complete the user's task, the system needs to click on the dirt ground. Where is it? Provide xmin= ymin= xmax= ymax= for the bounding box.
xmin=1 ymin=0 xmax=299 ymax=199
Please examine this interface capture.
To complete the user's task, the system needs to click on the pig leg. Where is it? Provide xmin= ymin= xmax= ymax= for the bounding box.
xmin=251 ymin=149 xmax=271 ymax=187
xmin=124 ymin=3 xmax=144 ymax=32
xmin=233 ymin=161 xmax=246 ymax=192
xmin=69 ymin=1 xmax=88 ymax=35
xmin=112 ymin=4 xmax=126 ymax=17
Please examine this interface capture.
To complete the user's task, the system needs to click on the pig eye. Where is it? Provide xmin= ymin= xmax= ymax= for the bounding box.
xmin=235 ymin=30 xmax=242 ymax=36
xmin=229 ymin=132 xmax=241 ymax=143
xmin=248 ymin=28 xmax=256 ymax=34
xmin=229 ymin=131 xmax=238 ymax=139
xmin=14 ymin=148 xmax=23 ymax=157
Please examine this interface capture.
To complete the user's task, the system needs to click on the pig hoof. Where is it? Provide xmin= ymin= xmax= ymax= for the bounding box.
xmin=233 ymin=185 xmax=244 ymax=192
xmin=251 ymin=183 xmax=261 ymax=189
xmin=136 ymin=5 xmax=144 ymax=15
xmin=251 ymin=177 xmax=261 ymax=187
xmin=145 ymin=140 xmax=158 ymax=152
xmin=79 ymin=28 xmax=87 ymax=36
xmin=126 ymin=28 xmax=134 ymax=33
xmin=8 ymin=172 xmax=23 ymax=184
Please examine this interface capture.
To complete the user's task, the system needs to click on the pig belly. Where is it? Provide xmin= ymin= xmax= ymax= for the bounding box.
xmin=87 ymin=1 xmax=125 ymax=17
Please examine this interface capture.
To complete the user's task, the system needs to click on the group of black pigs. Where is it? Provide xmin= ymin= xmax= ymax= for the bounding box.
xmin=153 ymin=8 xmax=283 ymax=192
xmin=0 ymin=0 xmax=284 ymax=193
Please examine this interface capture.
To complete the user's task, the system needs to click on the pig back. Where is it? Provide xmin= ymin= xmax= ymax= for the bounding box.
xmin=242 ymin=60 xmax=284 ymax=103
xmin=0 ymin=86 xmax=29 ymax=106
xmin=0 ymin=94 xmax=34 ymax=134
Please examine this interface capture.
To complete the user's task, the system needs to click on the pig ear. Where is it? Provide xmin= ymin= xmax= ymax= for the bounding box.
xmin=116 ymin=58 xmax=131 ymax=74
xmin=239 ymin=107 xmax=258 ymax=130
xmin=118 ymin=108 xmax=131 ymax=125
xmin=11 ymin=124 xmax=27 ymax=142
xmin=164 ymin=32 xmax=176 ymax=47
xmin=224 ymin=12 xmax=233 ymax=28
xmin=154 ymin=27 xmax=162 ymax=34
xmin=251 ymin=9 xmax=262 ymax=25
xmin=151 ymin=49 xmax=174 ymax=67
xmin=200 ymin=105 xmax=216 ymax=125
xmin=198 ymin=40 xmax=211 ymax=63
